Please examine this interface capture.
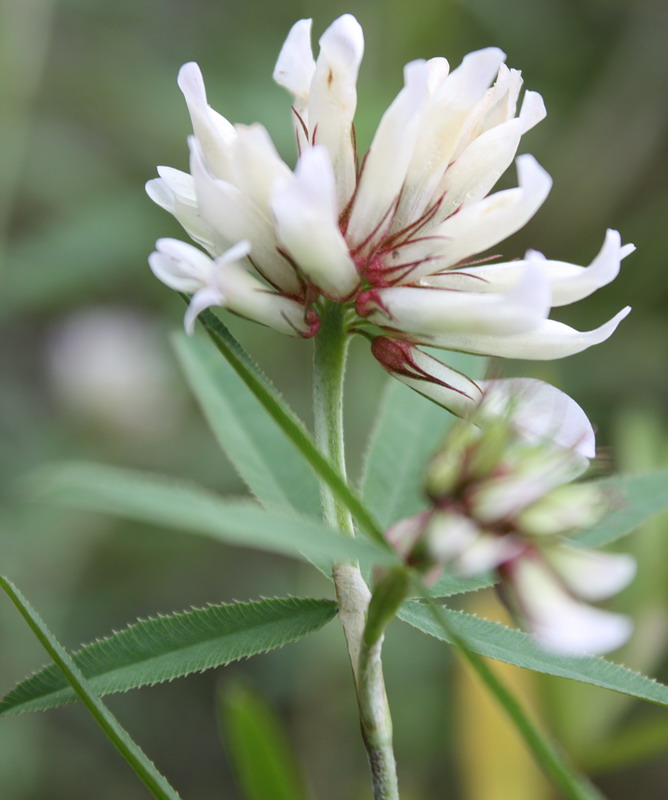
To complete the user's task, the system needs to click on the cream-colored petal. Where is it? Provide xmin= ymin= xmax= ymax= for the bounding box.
xmin=478 ymin=377 xmax=596 ymax=458
xmin=271 ymin=146 xmax=359 ymax=298
xmin=230 ymin=123 xmax=292 ymax=213
xmin=425 ymin=511 xmax=482 ymax=564
xmin=455 ymin=534 xmax=524 ymax=575
xmin=146 ymin=169 xmax=215 ymax=252
xmin=434 ymin=155 xmax=552 ymax=268
xmin=307 ymin=14 xmax=364 ymax=208
xmin=189 ymin=139 xmax=302 ymax=295
xmin=148 ymin=238 xmax=212 ymax=292
xmin=437 ymin=118 xmax=525 ymax=217
xmin=346 ymin=59 xmax=430 ymax=249
xmin=395 ymin=48 xmax=506 ymax=230
xmin=509 ymin=556 xmax=632 ymax=655
xmin=546 ymin=546 xmax=636 ymax=601
xmin=384 ymin=155 xmax=552 ymax=284
xmin=178 ymin=62 xmax=236 ymax=181
xmin=420 ymin=306 xmax=631 ymax=360
xmin=184 ymin=286 xmax=225 ymax=335
xmin=427 ymin=230 xmax=633 ymax=307
xmin=212 ymin=256 xmax=318 ymax=338
xmin=272 ymin=18 xmax=315 ymax=108
xmin=358 ymin=259 xmax=550 ymax=337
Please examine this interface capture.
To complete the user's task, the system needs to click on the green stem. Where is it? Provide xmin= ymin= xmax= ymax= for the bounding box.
xmin=312 ymin=302 xmax=400 ymax=800
xmin=0 ymin=576 xmax=181 ymax=800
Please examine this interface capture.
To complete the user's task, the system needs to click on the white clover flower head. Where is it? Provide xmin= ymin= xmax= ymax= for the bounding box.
xmin=147 ymin=14 xmax=632 ymax=415
xmin=387 ymin=387 xmax=635 ymax=655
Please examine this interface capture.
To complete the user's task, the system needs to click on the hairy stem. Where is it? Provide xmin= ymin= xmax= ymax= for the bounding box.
xmin=312 ymin=302 xmax=399 ymax=800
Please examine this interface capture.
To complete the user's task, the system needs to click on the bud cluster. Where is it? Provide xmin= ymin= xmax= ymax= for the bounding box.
xmin=386 ymin=418 xmax=635 ymax=655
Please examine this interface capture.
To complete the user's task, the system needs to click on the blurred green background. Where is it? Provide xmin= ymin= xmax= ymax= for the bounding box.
xmin=1 ymin=0 xmax=667 ymax=797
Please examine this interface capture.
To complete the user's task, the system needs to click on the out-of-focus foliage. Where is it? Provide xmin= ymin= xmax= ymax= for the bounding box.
xmin=1 ymin=0 xmax=667 ymax=797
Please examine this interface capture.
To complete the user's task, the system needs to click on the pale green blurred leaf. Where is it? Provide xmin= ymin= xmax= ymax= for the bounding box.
xmin=30 ymin=462 xmax=394 ymax=570
xmin=173 ymin=333 xmax=321 ymax=518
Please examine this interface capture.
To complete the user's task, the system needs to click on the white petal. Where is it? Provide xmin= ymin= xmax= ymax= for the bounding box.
xmin=212 ymin=255 xmax=318 ymax=338
xmin=452 ymin=63 xmax=520 ymax=154
xmin=218 ymin=239 xmax=252 ymax=265
xmin=177 ymin=63 xmax=236 ymax=181
xmin=357 ymin=258 xmax=550 ymax=337
xmin=437 ymin=118 xmax=524 ymax=217
xmin=518 ymin=90 xmax=546 ymax=133
xmin=184 ymin=286 xmax=225 ymax=335
xmin=433 ymin=155 xmax=552 ymax=269
xmin=472 ymin=455 xmax=583 ymax=523
xmin=272 ymin=18 xmax=315 ymax=108
xmin=479 ymin=378 xmax=596 ymax=458
xmin=156 ymin=166 xmax=198 ymax=202
xmin=346 ymin=59 xmax=430 ymax=249
xmin=546 ymin=546 xmax=636 ymax=601
xmin=271 ymin=146 xmax=359 ymax=298
xmin=395 ymin=48 xmax=507 ymax=229
xmin=370 ymin=338 xmax=483 ymax=416
xmin=425 ymin=56 xmax=450 ymax=91
xmin=510 ymin=556 xmax=633 ymax=655
xmin=429 ymin=229 xmax=632 ymax=307
xmin=425 ymin=511 xmax=482 ymax=563
xmin=189 ymin=139 xmax=302 ymax=295
xmin=148 ymin=238 xmax=212 ymax=292
xmin=383 ymin=155 xmax=552 ymax=284
xmin=420 ymin=306 xmax=631 ymax=360
xmin=308 ymin=14 xmax=364 ymax=208
xmin=454 ymin=533 xmax=524 ymax=575
xmin=146 ymin=169 xmax=215 ymax=252
xmin=230 ymin=123 xmax=292 ymax=213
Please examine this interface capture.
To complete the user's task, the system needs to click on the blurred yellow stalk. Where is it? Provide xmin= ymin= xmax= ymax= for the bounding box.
xmin=455 ymin=591 xmax=552 ymax=800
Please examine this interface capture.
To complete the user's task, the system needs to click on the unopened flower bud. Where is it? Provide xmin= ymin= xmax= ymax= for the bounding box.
xmin=425 ymin=424 xmax=480 ymax=500
xmin=516 ymin=483 xmax=608 ymax=536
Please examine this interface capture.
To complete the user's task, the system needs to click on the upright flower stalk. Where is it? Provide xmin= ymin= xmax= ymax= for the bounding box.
xmin=312 ymin=301 xmax=399 ymax=799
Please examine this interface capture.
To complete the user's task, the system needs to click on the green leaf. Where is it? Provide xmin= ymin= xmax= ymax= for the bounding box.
xmin=173 ymin=333 xmax=321 ymax=518
xmin=577 ymin=470 xmax=668 ymax=547
xmin=398 ymin=601 xmax=668 ymax=708
xmin=425 ymin=570 xmax=496 ymax=599
xmin=195 ymin=309 xmax=385 ymax=545
xmin=220 ymin=681 xmax=313 ymax=800
xmin=361 ymin=353 xmax=487 ymax=529
xmin=0 ymin=597 xmax=337 ymax=716
xmin=0 ymin=576 xmax=182 ymax=800
xmin=30 ymin=462 xmax=395 ymax=571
